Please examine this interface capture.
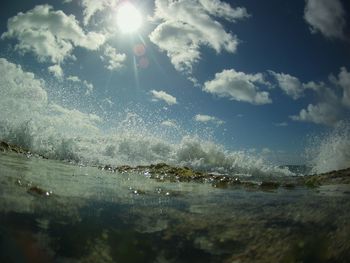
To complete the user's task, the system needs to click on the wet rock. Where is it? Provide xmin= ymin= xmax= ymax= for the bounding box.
xmin=131 ymin=189 xmax=146 ymax=195
xmin=260 ymin=181 xmax=280 ymax=190
xmin=99 ymin=161 xmax=349 ymax=192
xmin=0 ymin=141 xmax=29 ymax=154
xmin=115 ymin=165 xmax=133 ymax=173
xmin=27 ymin=186 xmax=52 ymax=197
xmin=0 ymin=140 xmax=48 ymax=159
xmin=282 ymin=183 xmax=296 ymax=189
xmin=304 ymin=167 xmax=350 ymax=187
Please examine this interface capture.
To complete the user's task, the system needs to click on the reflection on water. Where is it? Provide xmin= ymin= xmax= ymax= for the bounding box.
xmin=0 ymin=152 xmax=349 ymax=262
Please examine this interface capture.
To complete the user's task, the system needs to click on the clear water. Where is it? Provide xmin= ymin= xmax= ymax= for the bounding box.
xmin=1 ymin=152 xmax=350 ymax=263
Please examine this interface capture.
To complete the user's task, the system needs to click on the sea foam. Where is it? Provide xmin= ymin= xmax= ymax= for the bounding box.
xmin=307 ymin=122 xmax=350 ymax=174
xmin=2 ymin=57 xmax=349 ymax=177
xmin=0 ymin=58 xmax=295 ymax=177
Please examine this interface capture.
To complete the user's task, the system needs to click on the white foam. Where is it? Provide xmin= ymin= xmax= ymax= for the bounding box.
xmin=307 ymin=122 xmax=350 ymax=174
xmin=0 ymin=58 xmax=293 ymax=177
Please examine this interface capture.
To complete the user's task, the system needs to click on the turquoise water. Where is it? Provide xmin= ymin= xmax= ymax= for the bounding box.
xmin=0 ymin=152 xmax=350 ymax=262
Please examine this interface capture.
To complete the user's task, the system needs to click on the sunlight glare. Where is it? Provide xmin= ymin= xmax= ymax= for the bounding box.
xmin=116 ymin=2 xmax=142 ymax=34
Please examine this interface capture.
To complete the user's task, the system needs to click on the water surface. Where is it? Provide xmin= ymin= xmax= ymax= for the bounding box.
xmin=1 ymin=153 xmax=349 ymax=262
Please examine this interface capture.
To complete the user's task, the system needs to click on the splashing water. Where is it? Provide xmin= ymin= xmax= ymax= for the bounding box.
xmin=0 ymin=58 xmax=293 ymax=177
xmin=307 ymin=122 xmax=350 ymax=174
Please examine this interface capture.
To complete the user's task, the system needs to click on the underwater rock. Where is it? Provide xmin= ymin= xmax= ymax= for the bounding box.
xmin=28 ymin=186 xmax=52 ymax=197
xmin=260 ymin=181 xmax=280 ymax=190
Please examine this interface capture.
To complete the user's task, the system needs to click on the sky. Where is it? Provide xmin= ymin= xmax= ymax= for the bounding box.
xmin=0 ymin=0 xmax=350 ymax=164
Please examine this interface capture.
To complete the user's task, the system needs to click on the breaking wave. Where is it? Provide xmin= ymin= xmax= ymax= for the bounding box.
xmin=0 ymin=57 xmax=302 ymax=177
xmin=0 ymin=116 xmax=292 ymax=177
xmin=307 ymin=122 xmax=350 ymax=174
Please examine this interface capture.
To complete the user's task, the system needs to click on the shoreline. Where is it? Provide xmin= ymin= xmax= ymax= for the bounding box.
xmin=1 ymin=140 xmax=349 ymax=190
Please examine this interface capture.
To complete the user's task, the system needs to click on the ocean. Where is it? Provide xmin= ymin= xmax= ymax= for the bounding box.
xmin=1 ymin=58 xmax=350 ymax=262
xmin=1 ymin=151 xmax=350 ymax=262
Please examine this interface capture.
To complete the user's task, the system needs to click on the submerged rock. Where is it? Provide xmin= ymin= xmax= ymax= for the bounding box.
xmin=28 ymin=186 xmax=52 ymax=197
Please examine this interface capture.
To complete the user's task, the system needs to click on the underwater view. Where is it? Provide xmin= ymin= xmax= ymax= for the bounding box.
xmin=1 ymin=0 xmax=350 ymax=262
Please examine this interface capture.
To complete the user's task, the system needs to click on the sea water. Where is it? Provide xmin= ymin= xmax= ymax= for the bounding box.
xmin=1 ymin=57 xmax=350 ymax=176
xmin=1 ymin=58 xmax=350 ymax=262
xmin=1 ymin=152 xmax=350 ymax=262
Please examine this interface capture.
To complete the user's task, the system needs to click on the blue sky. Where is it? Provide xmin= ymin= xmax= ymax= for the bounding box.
xmin=1 ymin=0 xmax=350 ymax=164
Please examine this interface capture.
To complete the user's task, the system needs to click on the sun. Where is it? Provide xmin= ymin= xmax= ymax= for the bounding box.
xmin=116 ymin=2 xmax=142 ymax=34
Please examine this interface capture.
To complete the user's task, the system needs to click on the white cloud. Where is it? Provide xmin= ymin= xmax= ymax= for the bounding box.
xmin=151 ymin=90 xmax=177 ymax=105
xmin=48 ymin=64 xmax=64 ymax=79
xmin=1 ymin=5 xmax=106 ymax=64
xmin=304 ymin=0 xmax=347 ymax=39
xmin=63 ymin=0 xmax=72 ymax=3
xmin=291 ymin=80 xmax=342 ymax=126
xmin=270 ymin=70 xmax=328 ymax=100
xmin=161 ymin=120 xmax=178 ymax=128
xmin=203 ymin=69 xmax=272 ymax=105
xmin=199 ymin=0 xmax=250 ymax=22
xmin=149 ymin=0 xmax=249 ymax=73
xmin=291 ymin=102 xmax=341 ymax=126
xmin=67 ymin=75 xmax=81 ymax=82
xmin=0 ymin=58 xmax=48 ymax=121
xmin=81 ymin=0 xmax=114 ymax=26
xmin=269 ymin=71 xmax=304 ymax=100
xmin=194 ymin=114 xmax=224 ymax=125
xmin=302 ymin=81 xmax=324 ymax=91
xmin=101 ymin=44 xmax=126 ymax=71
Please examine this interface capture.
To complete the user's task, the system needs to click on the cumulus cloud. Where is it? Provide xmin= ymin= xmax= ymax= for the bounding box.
xmin=269 ymin=71 xmax=304 ymax=100
xmin=100 ymin=44 xmax=126 ymax=71
xmin=194 ymin=114 xmax=224 ymax=125
xmin=290 ymin=70 xmax=346 ymax=126
xmin=1 ymin=5 xmax=106 ymax=64
xmin=199 ymin=0 xmax=249 ymax=22
xmin=48 ymin=64 xmax=64 ymax=79
xmin=149 ymin=0 xmax=249 ymax=73
xmin=67 ymin=75 xmax=81 ymax=82
xmin=0 ymin=58 xmax=47 ymax=121
xmin=161 ymin=120 xmax=178 ymax=128
xmin=203 ymin=69 xmax=272 ymax=105
xmin=151 ymin=90 xmax=177 ymax=105
xmin=270 ymin=70 xmax=327 ymax=100
xmin=304 ymin=0 xmax=347 ymax=39
xmin=81 ymin=0 xmax=114 ymax=26
xmin=291 ymin=102 xmax=341 ymax=126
